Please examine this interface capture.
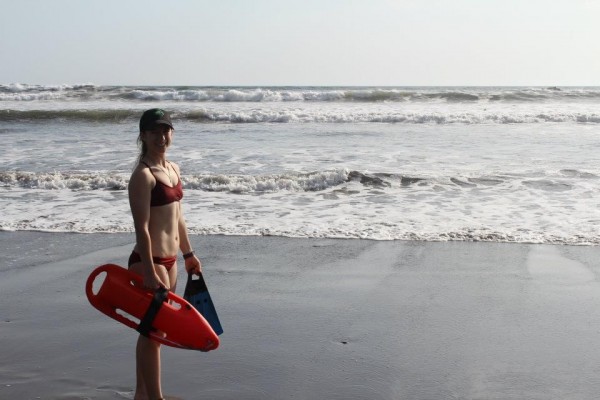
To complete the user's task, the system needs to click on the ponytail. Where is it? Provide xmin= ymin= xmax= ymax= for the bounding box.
xmin=136 ymin=132 xmax=147 ymax=165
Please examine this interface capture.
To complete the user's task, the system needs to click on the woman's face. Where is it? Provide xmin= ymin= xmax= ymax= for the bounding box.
xmin=142 ymin=125 xmax=173 ymax=153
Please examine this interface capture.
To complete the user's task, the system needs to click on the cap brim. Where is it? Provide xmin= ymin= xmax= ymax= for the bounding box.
xmin=150 ymin=119 xmax=174 ymax=129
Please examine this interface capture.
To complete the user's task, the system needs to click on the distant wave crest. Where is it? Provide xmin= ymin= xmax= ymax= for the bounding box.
xmin=4 ymin=84 xmax=600 ymax=103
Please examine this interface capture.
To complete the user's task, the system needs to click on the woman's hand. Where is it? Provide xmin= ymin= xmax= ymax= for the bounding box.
xmin=142 ymin=270 xmax=166 ymax=290
xmin=185 ymin=254 xmax=202 ymax=275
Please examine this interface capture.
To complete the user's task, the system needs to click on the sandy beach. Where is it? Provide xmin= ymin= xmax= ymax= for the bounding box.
xmin=2 ymin=231 xmax=600 ymax=399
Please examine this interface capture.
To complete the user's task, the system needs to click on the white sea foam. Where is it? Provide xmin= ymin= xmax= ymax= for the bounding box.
xmin=0 ymin=170 xmax=350 ymax=193
xmin=1 ymin=167 xmax=599 ymax=244
xmin=4 ymin=85 xmax=600 ymax=104
xmin=2 ymin=86 xmax=600 ymax=244
xmin=4 ymin=94 xmax=600 ymax=125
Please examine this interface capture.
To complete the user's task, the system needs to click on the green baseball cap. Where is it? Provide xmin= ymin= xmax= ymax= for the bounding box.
xmin=139 ymin=108 xmax=174 ymax=131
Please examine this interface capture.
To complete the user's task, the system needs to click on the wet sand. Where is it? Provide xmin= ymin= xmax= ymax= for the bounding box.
xmin=1 ymin=232 xmax=600 ymax=399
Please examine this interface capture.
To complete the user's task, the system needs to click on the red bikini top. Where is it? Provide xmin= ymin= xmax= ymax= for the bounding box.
xmin=141 ymin=161 xmax=183 ymax=207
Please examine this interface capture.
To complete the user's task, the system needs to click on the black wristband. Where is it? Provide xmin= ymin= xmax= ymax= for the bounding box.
xmin=183 ymin=251 xmax=195 ymax=260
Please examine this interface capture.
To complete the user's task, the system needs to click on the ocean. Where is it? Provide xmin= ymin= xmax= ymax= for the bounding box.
xmin=1 ymin=84 xmax=599 ymax=244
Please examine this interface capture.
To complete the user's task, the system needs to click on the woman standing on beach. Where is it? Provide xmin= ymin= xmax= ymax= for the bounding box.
xmin=128 ymin=108 xmax=201 ymax=399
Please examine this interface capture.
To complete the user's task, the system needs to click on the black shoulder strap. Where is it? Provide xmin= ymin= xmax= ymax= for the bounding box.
xmin=140 ymin=161 xmax=158 ymax=179
xmin=137 ymin=287 xmax=168 ymax=337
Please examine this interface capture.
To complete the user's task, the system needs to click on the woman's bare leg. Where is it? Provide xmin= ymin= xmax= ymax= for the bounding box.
xmin=129 ymin=262 xmax=172 ymax=400
xmin=135 ymin=335 xmax=162 ymax=399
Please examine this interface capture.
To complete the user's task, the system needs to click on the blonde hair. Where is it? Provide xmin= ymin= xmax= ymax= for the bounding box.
xmin=136 ymin=131 xmax=147 ymax=164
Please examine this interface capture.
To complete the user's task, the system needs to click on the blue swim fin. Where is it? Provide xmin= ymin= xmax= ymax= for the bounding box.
xmin=183 ymin=273 xmax=223 ymax=336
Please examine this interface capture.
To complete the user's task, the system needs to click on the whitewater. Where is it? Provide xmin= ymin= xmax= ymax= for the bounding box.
xmin=1 ymin=85 xmax=599 ymax=244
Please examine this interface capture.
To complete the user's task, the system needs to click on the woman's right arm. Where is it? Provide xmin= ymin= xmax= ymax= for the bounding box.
xmin=128 ymin=168 xmax=165 ymax=289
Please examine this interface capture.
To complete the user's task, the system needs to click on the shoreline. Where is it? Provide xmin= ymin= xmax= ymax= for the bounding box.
xmin=2 ymin=231 xmax=600 ymax=399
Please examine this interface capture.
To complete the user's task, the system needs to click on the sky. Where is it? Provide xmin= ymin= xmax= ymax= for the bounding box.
xmin=1 ymin=0 xmax=600 ymax=86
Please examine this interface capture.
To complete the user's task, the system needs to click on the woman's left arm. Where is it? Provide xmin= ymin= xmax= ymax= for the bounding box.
xmin=178 ymin=211 xmax=202 ymax=274
xmin=174 ymin=162 xmax=202 ymax=274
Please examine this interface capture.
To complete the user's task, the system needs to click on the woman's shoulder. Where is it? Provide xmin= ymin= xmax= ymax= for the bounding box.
xmin=130 ymin=162 xmax=155 ymax=185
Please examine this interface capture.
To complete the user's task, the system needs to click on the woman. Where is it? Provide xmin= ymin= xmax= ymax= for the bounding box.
xmin=128 ymin=108 xmax=201 ymax=400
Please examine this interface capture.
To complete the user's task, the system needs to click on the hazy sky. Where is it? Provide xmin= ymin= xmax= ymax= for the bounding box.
xmin=2 ymin=0 xmax=599 ymax=86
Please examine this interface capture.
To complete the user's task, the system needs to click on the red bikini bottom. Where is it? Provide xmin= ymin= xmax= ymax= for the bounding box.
xmin=128 ymin=251 xmax=177 ymax=271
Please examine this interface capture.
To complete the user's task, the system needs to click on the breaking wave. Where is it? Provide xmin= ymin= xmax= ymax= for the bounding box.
xmin=0 ymin=170 xmax=353 ymax=193
xmin=4 ymin=84 xmax=600 ymax=103
xmin=4 ymin=108 xmax=600 ymax=124
xmin=3 ymin=169 xmax=595 ymax=194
